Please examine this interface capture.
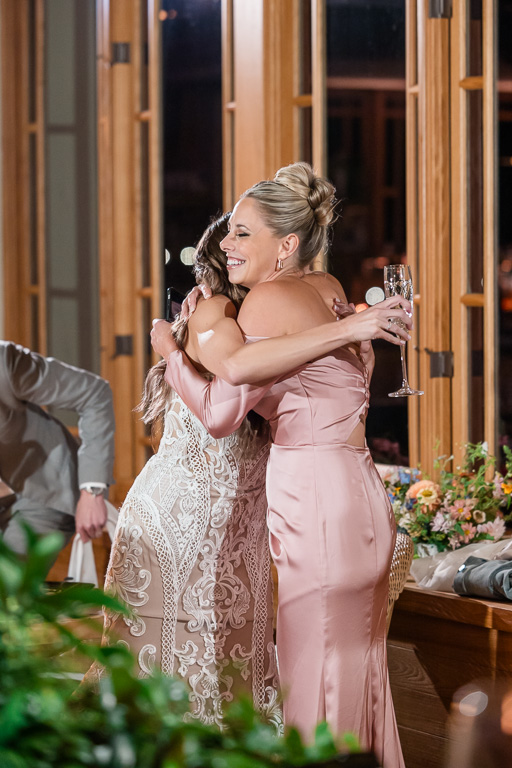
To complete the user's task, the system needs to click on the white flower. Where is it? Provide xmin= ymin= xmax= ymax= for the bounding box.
xmin=397 ymin=512 xmax=414 ymax=533
xmin=392 ymin=499 xmax=403 ymax=515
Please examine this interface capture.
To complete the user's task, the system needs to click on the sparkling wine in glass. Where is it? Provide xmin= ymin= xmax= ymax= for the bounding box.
xmin=383 ymin=264 xmax=423 ymax=397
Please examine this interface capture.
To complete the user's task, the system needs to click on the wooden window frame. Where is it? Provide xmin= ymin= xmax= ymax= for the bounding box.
xmin=408 ymin=0 xmax=498 ymax=473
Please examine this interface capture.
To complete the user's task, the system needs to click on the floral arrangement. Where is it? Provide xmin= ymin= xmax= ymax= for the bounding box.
xmin=383 ymin=442 xmax=512 ymax=556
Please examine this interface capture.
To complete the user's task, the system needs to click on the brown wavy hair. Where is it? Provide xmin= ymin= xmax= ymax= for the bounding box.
xmin=137 ymin=214 xmax=267 ymax=449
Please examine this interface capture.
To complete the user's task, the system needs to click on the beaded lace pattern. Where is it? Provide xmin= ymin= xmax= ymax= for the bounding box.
xmin=101 ymin=390 xmax=282 ymax=730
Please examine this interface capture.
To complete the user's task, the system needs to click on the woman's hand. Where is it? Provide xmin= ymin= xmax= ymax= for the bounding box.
xmin=333 ymin=299 xmax=356 ymax=320
xmin=337 ymin=296 xmax=413 ymax=345
xmin=151 ymin=319 xmax=178 ymax=359
xmin=332 ymin=300 xmax=375 ymax=374
xmin=180 ymin=284 xmax=213 ymax=321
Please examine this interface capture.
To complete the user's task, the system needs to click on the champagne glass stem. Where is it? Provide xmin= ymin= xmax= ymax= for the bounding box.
xmin=400 ymin=344 xmax=408 ymax=388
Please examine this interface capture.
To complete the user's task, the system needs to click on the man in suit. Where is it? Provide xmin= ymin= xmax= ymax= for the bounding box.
xmin=0 ymin=341 xmax=115 ymax=566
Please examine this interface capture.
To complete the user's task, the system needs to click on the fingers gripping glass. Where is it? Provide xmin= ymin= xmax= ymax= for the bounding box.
xmin=165 ymin=287 xmax=186 ymax=322
xmin=383 ymin=265 xmax=424 ymax=398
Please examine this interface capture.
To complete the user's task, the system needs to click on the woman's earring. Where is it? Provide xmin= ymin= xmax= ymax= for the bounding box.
xmin=277 ymin=258 xmax=284 ymax=270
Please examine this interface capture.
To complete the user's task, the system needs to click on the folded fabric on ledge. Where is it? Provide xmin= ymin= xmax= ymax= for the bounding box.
xmin=453 ymin=555 xmax=512 ymax=600
xmin=410 ymin=537 xmax=512 ymax=593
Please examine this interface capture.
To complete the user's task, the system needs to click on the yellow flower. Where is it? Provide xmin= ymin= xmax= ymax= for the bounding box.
xmin=407 ymin=480 xmax=442 ymax=509
xmin=502 ymin=482 xmax=512 ymax=495
xmin=416 ymin=487 xmax=440 ymax=508
xmin=407 ymin=479 xmax=440 ymax=499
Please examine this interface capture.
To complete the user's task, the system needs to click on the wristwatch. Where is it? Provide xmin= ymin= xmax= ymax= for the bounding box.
xmin=81 ymin=484 xmax=105 ymax=497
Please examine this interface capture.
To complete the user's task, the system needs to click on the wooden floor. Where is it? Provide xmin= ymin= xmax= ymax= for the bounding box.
xmin=387 ymin=583 xmax=512 ymax=768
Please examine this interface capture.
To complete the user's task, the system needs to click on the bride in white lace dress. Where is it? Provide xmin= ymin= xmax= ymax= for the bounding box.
xmin=100 ymin=216 xmax=281 ymax=729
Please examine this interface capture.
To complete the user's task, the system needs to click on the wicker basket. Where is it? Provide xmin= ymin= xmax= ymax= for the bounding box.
xmin=386 ymin=529 xmax=414 ymax=633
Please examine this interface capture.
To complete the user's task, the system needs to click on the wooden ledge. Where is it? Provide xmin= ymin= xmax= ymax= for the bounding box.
xmin=396 ymin=583 xmax=512 ymax=633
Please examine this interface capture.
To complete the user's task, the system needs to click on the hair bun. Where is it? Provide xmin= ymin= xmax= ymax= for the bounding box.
xmin=274 ymin=162 xmax=336 ymax=228
xmin=308 ymin=176 xmax=336 ymax=227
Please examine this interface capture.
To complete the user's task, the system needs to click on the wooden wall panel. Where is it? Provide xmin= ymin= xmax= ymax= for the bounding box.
xmin=1 ymin=0 xmax=30 ymax=344
xmin=415 ymin=4 xmax=452 ymax=474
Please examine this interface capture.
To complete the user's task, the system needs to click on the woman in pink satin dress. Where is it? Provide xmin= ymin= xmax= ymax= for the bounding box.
xmin=152 ymin=162 xmax=410 ymax=767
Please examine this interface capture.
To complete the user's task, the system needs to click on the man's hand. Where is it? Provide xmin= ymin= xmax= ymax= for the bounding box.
xmin=75 ymin=491 xmax=108 ymax=543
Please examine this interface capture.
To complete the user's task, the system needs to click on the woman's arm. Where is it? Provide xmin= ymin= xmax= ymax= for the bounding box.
xmin=152 ymin=282 xmax=411 ymax=386
xmin=163 ymin=348 xmax=274 ymax=438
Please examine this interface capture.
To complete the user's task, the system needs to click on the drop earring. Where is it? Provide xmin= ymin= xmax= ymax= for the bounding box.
xmin=277 ymin=258 xmax=284 ymax=270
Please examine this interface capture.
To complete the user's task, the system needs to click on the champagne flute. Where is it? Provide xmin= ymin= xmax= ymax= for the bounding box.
xmin=383 ymin=264 xmax=423 ymax=397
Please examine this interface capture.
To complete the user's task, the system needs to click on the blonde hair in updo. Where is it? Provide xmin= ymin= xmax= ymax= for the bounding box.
xmin=242 ymin=161 xmax=337 ymax=268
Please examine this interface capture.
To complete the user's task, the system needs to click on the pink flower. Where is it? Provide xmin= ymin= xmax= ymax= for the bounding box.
xmin=450 ymin=498 xmax=476 ymax=521
xmin=460 ymin=522 xmax=477 ymax=543
xmin=431 ymin=512 xmax=453 ymax=534
xmin=492 ymin=519 xmax=507 ymax=540
xmin=493 ymin=473 xmax=505 ymax=499
xmin=477 ymin=518 xmax=506 ymax=541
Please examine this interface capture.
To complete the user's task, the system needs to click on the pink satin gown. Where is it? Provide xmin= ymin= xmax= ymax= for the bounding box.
xmin=165 ymin=342 xmax=405 ymax=768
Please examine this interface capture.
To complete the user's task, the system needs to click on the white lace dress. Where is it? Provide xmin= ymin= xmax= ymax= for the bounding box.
xmin=101 ymin=391 xmax=281 ymax=729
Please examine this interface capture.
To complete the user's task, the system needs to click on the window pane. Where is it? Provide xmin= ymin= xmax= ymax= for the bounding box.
xmin=468 ymin=307 xmax=484 ymax=444
xmin=29 ymin=132 xmax=38 ymax=284
xmin=326 ymin=0 xmax=405 ymax=80
xmin=299 ymin=106 xmax=313 ymax=165
xmin=161 ymin=0 xmax=223 ymax=301
xmin=140 ymin=121 xmax=151 ymax=287
xmin=498 ymin=2 xmax=512 ymax=461
xmin=468 ymin=0 xmax=482 ymax=77
xmin=45 ymin=0 xmax=99 ymax=376
xmin=327 ymin=0 xmax=408 ymax=464
xmin=140 ymin=0 xmax=149 ymax=112
xmin=30 ymin=294 xmax=40 ymax=351
xmin=467 ymin=89 xmax=484 ymax=293
xmin=298 ymin=0 xmax=312 ymax=95
xmin=28 ymin=0 xmax=36 ymax=123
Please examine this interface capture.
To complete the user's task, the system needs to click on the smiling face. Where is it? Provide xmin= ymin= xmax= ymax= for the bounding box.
xmin=220 ymin=198 xmax=297 ymax=289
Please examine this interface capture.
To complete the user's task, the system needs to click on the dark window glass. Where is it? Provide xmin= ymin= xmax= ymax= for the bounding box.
xmin=468 ymin=307 xmax=484 ymax=444
xmin=467 ymin=89 xmax=484 ymax=294
xmin=499 ymin=2 xmax=512 ymax=465
xmin=161 ymin=0 xmax=223 ymax=303
xmin=327 ymin=0 xmax=408 ymax=465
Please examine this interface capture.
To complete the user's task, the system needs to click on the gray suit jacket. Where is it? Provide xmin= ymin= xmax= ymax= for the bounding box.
xmin=0 ymin=341 xmax=115 ymax=516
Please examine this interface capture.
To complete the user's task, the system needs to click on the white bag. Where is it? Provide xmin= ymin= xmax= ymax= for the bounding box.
xmin=410 ymin=537 xmax=512 ymax=592
xmin=66 ymin=500 xmax=119 ymax=587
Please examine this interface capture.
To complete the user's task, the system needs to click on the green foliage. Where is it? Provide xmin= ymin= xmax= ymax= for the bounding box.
xmin=0 ymin=527 xmax=372 ymax=768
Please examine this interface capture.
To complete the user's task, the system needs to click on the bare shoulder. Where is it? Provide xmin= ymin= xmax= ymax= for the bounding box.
xmin=238 ymin=277 xmax=332 ymax=336
xmin=187 ymin=294 xmax=237 ymax=334
xmin=304 ymin=271 xmax=347 ymax=302
xmin=238 ymin=279 xmax=304 ymax=317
